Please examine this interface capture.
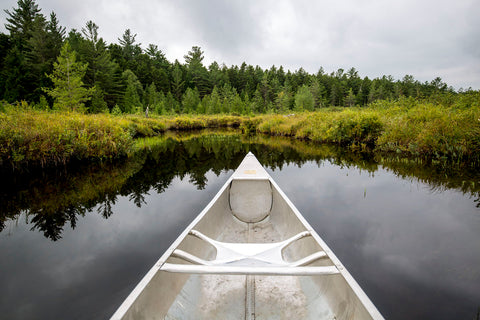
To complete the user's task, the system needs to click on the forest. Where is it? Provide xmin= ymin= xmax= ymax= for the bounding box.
xmin=1 ymin=0 xmax=479 ymax=169
xmin=1 ymin=0 xmax=472 ymax=115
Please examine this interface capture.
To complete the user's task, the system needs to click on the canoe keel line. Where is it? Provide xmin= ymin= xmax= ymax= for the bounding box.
xmin=111 ymin=152 xmax=384 ymax=320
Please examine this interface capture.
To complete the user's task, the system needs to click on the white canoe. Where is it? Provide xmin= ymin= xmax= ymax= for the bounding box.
xmin=111 ymin=152 xmax=384 ymax=320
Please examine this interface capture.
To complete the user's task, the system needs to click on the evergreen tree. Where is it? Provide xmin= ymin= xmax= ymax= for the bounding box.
xmin=258 ymin=73 xmax=273 ymax=105
xmin=0 ymin=34 xmax=12 ymax=98
xmin=144 ymin=44 xmax=170 ymax=93
xmin=208 ymin=61 xmax=227 ymax=89
xmin=118 ymin=29 xmax=141 ymax=70
xmin=145 ymin=82 xmax=165 ymax=114
xmin=78 ymin=21 xmax=121 ymax=109
xmin=206 ymin=86 xmax=221 ymax=114
xmin=275 ymin=89 xmax=292 ymax=112
xmin=171 ymin=61 xmax=185 ymax=102
xmin=155 ymin=91 xmax=166 ymax=114
xmin=90 ymin=87 xmax=108 ymax=113
xmin=184 ymin=46 xmax=210 ymax=96
xmin=4 ymin=0 xmax=41 ymax=42
xmin=3 ymin=0 xmax=43 ymax=101
xmin=309 ymin=78 xmax=327 ymax=108
xmin=26 ymin=12 xmax=65 ymax=101
xmin=252 ymin=88 xmax=265 ymax=113
xmin=46 ymin=12 xmax=65 ymax=53
xmin=145 ymin=82 xmax=158 ymax=107
xmin=294 ymin=85 xmax=315 ymax=111
xmin=231 ymin=93 xmax=245 ymax=114
xmin=165 ymin=91 xmax=178 ymax=114
xmin=121 ymin=69 xmax=143 ymax=113
xmin=182 ymin=87 xmax=200 ymax=113
xmin=44 ymin=41 xmax=93 ymax=112
xmin=345 ymin=88 xmax=356 ymax=107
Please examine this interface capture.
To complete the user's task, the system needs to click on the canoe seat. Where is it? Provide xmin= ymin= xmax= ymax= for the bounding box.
xmin=161 ymin=230 xmax=339 ymax=276
xmin=229 ymin=179 xmax=272 ymax=223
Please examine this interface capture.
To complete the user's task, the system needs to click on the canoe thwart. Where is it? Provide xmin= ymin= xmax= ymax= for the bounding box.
xmin=110 ymin=152 xmax=385 ymax=320
xmin=160 ymin=263 xmax=340 ymax=276
xmin=163 ymin=229 xmax=333 ymax=274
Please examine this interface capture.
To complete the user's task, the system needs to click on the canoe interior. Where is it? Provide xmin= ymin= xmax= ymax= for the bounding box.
xmin=113 ymin=177 xmax=379 ymax=320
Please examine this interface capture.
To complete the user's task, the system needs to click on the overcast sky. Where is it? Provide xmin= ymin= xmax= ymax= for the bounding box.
xmin=1 ymin=0 xmax=479 ymax=89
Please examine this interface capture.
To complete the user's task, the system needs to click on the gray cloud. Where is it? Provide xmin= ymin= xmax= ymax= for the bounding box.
xmin=1 ymin=0 xmax=478 ymax=88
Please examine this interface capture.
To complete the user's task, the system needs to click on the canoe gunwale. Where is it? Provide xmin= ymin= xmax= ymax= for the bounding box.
xmin=110 ymin=152 xmax=385 ymax=320
xmin=109 ymin=175 xmax=235 ymax=320
xmin=267 ymin=176 xmax=385 ymax=319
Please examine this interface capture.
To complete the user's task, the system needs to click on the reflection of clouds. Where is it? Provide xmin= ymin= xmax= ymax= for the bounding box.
xmin=1 ymin=160 xmax=479 ymax=319
xmin=268 ymin=160 xmax=480 ymax=319
xmin=0 ymin=170 xmax=232 ymax=320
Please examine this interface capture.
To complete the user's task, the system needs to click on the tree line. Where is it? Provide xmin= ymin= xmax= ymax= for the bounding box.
xmin=1 ymin=0 xmax=465 ymax=115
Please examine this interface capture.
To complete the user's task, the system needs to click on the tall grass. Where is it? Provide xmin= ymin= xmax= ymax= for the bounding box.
xmin=1 ymin=92 xmax=479 ymax=168
xmin=255 ymin=94 xmax=480 ymax=164
xmin=0 ymin=106 xmax=246 ymax=167
xmin=256 ymin=109 xmax=383 ymax=148
xmin=0 ymin=110 xmax=134 ymax=166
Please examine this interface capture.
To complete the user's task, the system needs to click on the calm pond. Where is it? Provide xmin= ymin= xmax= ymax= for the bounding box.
xmin=0 ymin=131 xmax=479 ymax=320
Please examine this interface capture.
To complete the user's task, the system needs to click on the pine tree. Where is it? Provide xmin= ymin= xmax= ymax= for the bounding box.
xmin=26 ymin=12 xmax=65 ymax=100
xmin=118 ymin=29 xmax=141 ymax=70
xmin=44 ymin=41 xmax=93 ymax=112
xmin=122 ymin=69 xmax=143 ymax=113
xmin=90 ymin=87 xmax=108 ymax=113
xmin=78 ymin=21 xmax=121 ymax=109
xmin=171 ymin=61 xmax=185 ymax=102
xmin=4 ymin=0 xmax=41 ymax=42
xmin=345 ymin=88 xmax=356 ymax=107
xmin=3 ymin=0 xmax=43 ymax=101
xmin=294 ymin=85 xmax=314 ymax=111
xmin=184 ymin=46 xmax=210 ymax=96
xmin=309 ymin=78 xmax=327 ymax=108
xmin=182 ymin=87 xmax=200 ymax=114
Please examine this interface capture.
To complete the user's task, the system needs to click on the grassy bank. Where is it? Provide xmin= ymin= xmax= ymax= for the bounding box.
xmin=255 ymin=94 xmax=480 ymax=165
xmin=1 ymin=92 xmax=479 ymax=168
xmin=0 ymin=107 xmax=245 ymax=167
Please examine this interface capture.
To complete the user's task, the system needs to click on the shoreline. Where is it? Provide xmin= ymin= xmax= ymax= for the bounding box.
xmin=1 ymin=96 xmax=479 ymax=169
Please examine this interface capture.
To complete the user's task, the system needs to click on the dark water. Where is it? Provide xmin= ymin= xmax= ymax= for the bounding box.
xmin=1 ymin=132 xmax=479 ymax=320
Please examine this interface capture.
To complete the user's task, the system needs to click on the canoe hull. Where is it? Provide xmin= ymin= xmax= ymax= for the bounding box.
xmin=111 ymin=153 xmax=383 ymax=320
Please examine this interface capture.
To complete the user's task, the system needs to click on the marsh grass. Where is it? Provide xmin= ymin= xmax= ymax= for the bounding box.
xmin=0 ymin=110 xmax=134 ymax=167
xmin=1 ymin=92 xmax=479 ymax=168
xmin=0 ymin=107 xmax=246 ymax=167
xmin=255 ymin=95 xmax=480 ymax=164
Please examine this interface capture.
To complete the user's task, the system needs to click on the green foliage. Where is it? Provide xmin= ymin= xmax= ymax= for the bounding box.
xmin=240 ymin=118 xmax=262 ymax=135
xmin=35 ymin=95 xmax=49 ymax=110
xmin=294 ymin=85 xmax=315 ymax=111
xmin=1 ymin=92 xmax=479 ymax=169
xmin=111 ymin=104 xmax=122 ymax=115
xmin=182 ymin=87 xmax=200 ymax=113
xmin=0 ymin=1 xmax=471 ymax=116
xmin=121 ymin=69 xmax=143 ymax=113
xmin=76 ymin=21 xmax=121 ymax=110
xmin=255 ymin=91 xmax=480 ymax=162
xmin=0 ymin=108 xmax=134 ymax=166
xmin=43 ymin=41 xmax=93 ymax=112
xmin=90 ymin=87 xmax=108 ymax=113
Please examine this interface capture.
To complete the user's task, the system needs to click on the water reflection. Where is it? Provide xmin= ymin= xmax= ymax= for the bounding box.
xmin=0 ymin=130 xmax=479 ymax=320
xmin=1 ymin=131 xmax=479 ymax=241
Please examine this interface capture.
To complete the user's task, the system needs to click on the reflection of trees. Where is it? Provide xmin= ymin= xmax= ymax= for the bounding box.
xmin=379 ymin=156 xmax=480 ymax=207
xmin=0 ymin=159 xmax=142 ymax=240
xmin=1 ymin=130 xmax=479 ymax=241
